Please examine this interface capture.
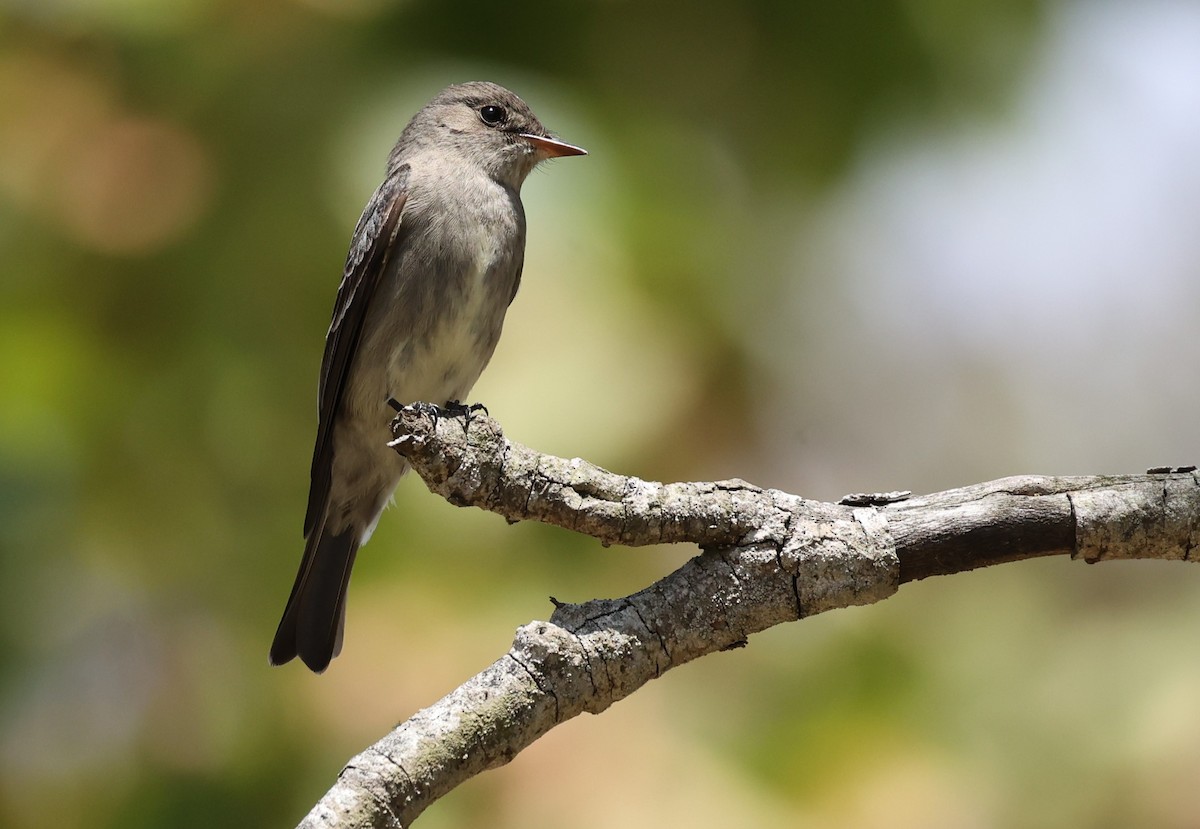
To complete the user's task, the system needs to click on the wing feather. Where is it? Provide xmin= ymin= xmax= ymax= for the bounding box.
xmin=303 ymin=165 xmax=410 ymax=536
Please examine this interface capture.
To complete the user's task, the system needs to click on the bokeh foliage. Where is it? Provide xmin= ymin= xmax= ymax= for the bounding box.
xmin=4 ymin=1 xmax=1200 ymax=827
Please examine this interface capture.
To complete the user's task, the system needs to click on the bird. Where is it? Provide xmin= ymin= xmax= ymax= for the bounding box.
xmin=269 ymin=81 xmax=586 ymax=672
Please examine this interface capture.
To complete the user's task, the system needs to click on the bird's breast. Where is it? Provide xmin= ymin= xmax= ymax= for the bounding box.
xmin=371 ymin=183 xmax=525 ymax=407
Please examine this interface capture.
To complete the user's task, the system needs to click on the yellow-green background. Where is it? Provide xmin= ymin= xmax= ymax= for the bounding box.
xmin=3 ymin=1 xmax=1200 ymax=827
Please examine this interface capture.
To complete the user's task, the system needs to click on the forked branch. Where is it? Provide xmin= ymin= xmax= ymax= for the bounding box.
xmin=296 ymin=406 xmax=1199 ymax=828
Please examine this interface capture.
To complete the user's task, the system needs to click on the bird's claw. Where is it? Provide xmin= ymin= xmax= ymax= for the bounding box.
xmin=389 ymin=399 xmax=488 ymax=436
xmin=443 ymin=399 xmax=488 ymax=433
xmin=444 ymin=399 xmax=489 ymax=417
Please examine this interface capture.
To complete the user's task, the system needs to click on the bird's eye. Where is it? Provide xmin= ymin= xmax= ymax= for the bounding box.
xmin=479 ymin=105 xmax=506 ymax=126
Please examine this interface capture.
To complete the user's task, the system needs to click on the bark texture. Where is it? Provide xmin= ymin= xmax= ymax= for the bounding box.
xmin=296 ymin=406 xmax=1199 ymax=828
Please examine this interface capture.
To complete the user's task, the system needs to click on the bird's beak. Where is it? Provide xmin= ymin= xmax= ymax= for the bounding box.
xmin=520 ymin=133 xmax=588 ymax=158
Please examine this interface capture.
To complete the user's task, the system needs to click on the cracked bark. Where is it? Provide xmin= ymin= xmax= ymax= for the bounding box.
xmin=295 ymin=406 xmax=1200 ymax=829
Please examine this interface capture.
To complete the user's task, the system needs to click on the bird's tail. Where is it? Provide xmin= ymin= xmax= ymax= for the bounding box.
xmin=269 ymin=519 xmax=360 ymax=673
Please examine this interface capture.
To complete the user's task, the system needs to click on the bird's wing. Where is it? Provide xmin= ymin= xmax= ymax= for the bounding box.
xmin=304 ymin=164 xmax=410 ymax=537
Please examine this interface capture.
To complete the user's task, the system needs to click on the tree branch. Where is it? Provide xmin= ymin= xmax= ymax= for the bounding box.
xmin=296 ymin=406 xmax=1199 ymax=828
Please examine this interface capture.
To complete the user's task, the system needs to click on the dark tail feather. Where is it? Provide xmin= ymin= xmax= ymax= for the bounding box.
xmin=269 ymin=522 xmax=360 ymax=673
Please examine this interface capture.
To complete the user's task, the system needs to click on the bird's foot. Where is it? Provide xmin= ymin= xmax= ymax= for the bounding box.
xmin=443 ymin=399 xmax=489 ymax=417
xmin=386 ymin=398 xmax=443 ymax=426
xmin=386 ymin=398 xmax=486 ymax=436
xmin=443 ymin=399 xmax=488 ymax=434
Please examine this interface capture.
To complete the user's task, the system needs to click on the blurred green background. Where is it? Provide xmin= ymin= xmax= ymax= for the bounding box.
xmin=3 ymin=0 xmax=1200 ymax=826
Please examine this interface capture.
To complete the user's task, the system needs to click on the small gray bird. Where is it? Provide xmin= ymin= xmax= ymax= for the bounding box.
xmin=270 ymin=82 xmax=586 ymax=672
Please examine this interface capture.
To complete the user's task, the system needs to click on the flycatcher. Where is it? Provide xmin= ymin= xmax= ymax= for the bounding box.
xmin=270 ymin=81 xmax=586 ymax=672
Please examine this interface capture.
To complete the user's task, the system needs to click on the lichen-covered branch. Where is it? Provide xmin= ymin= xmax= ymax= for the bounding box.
xmin=296 ymin=406 xmax=1199 ymax=829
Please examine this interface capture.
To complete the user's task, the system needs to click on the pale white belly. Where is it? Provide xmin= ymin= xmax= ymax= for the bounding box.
xmin=390 ymin=259 xmax=502 ymax=404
